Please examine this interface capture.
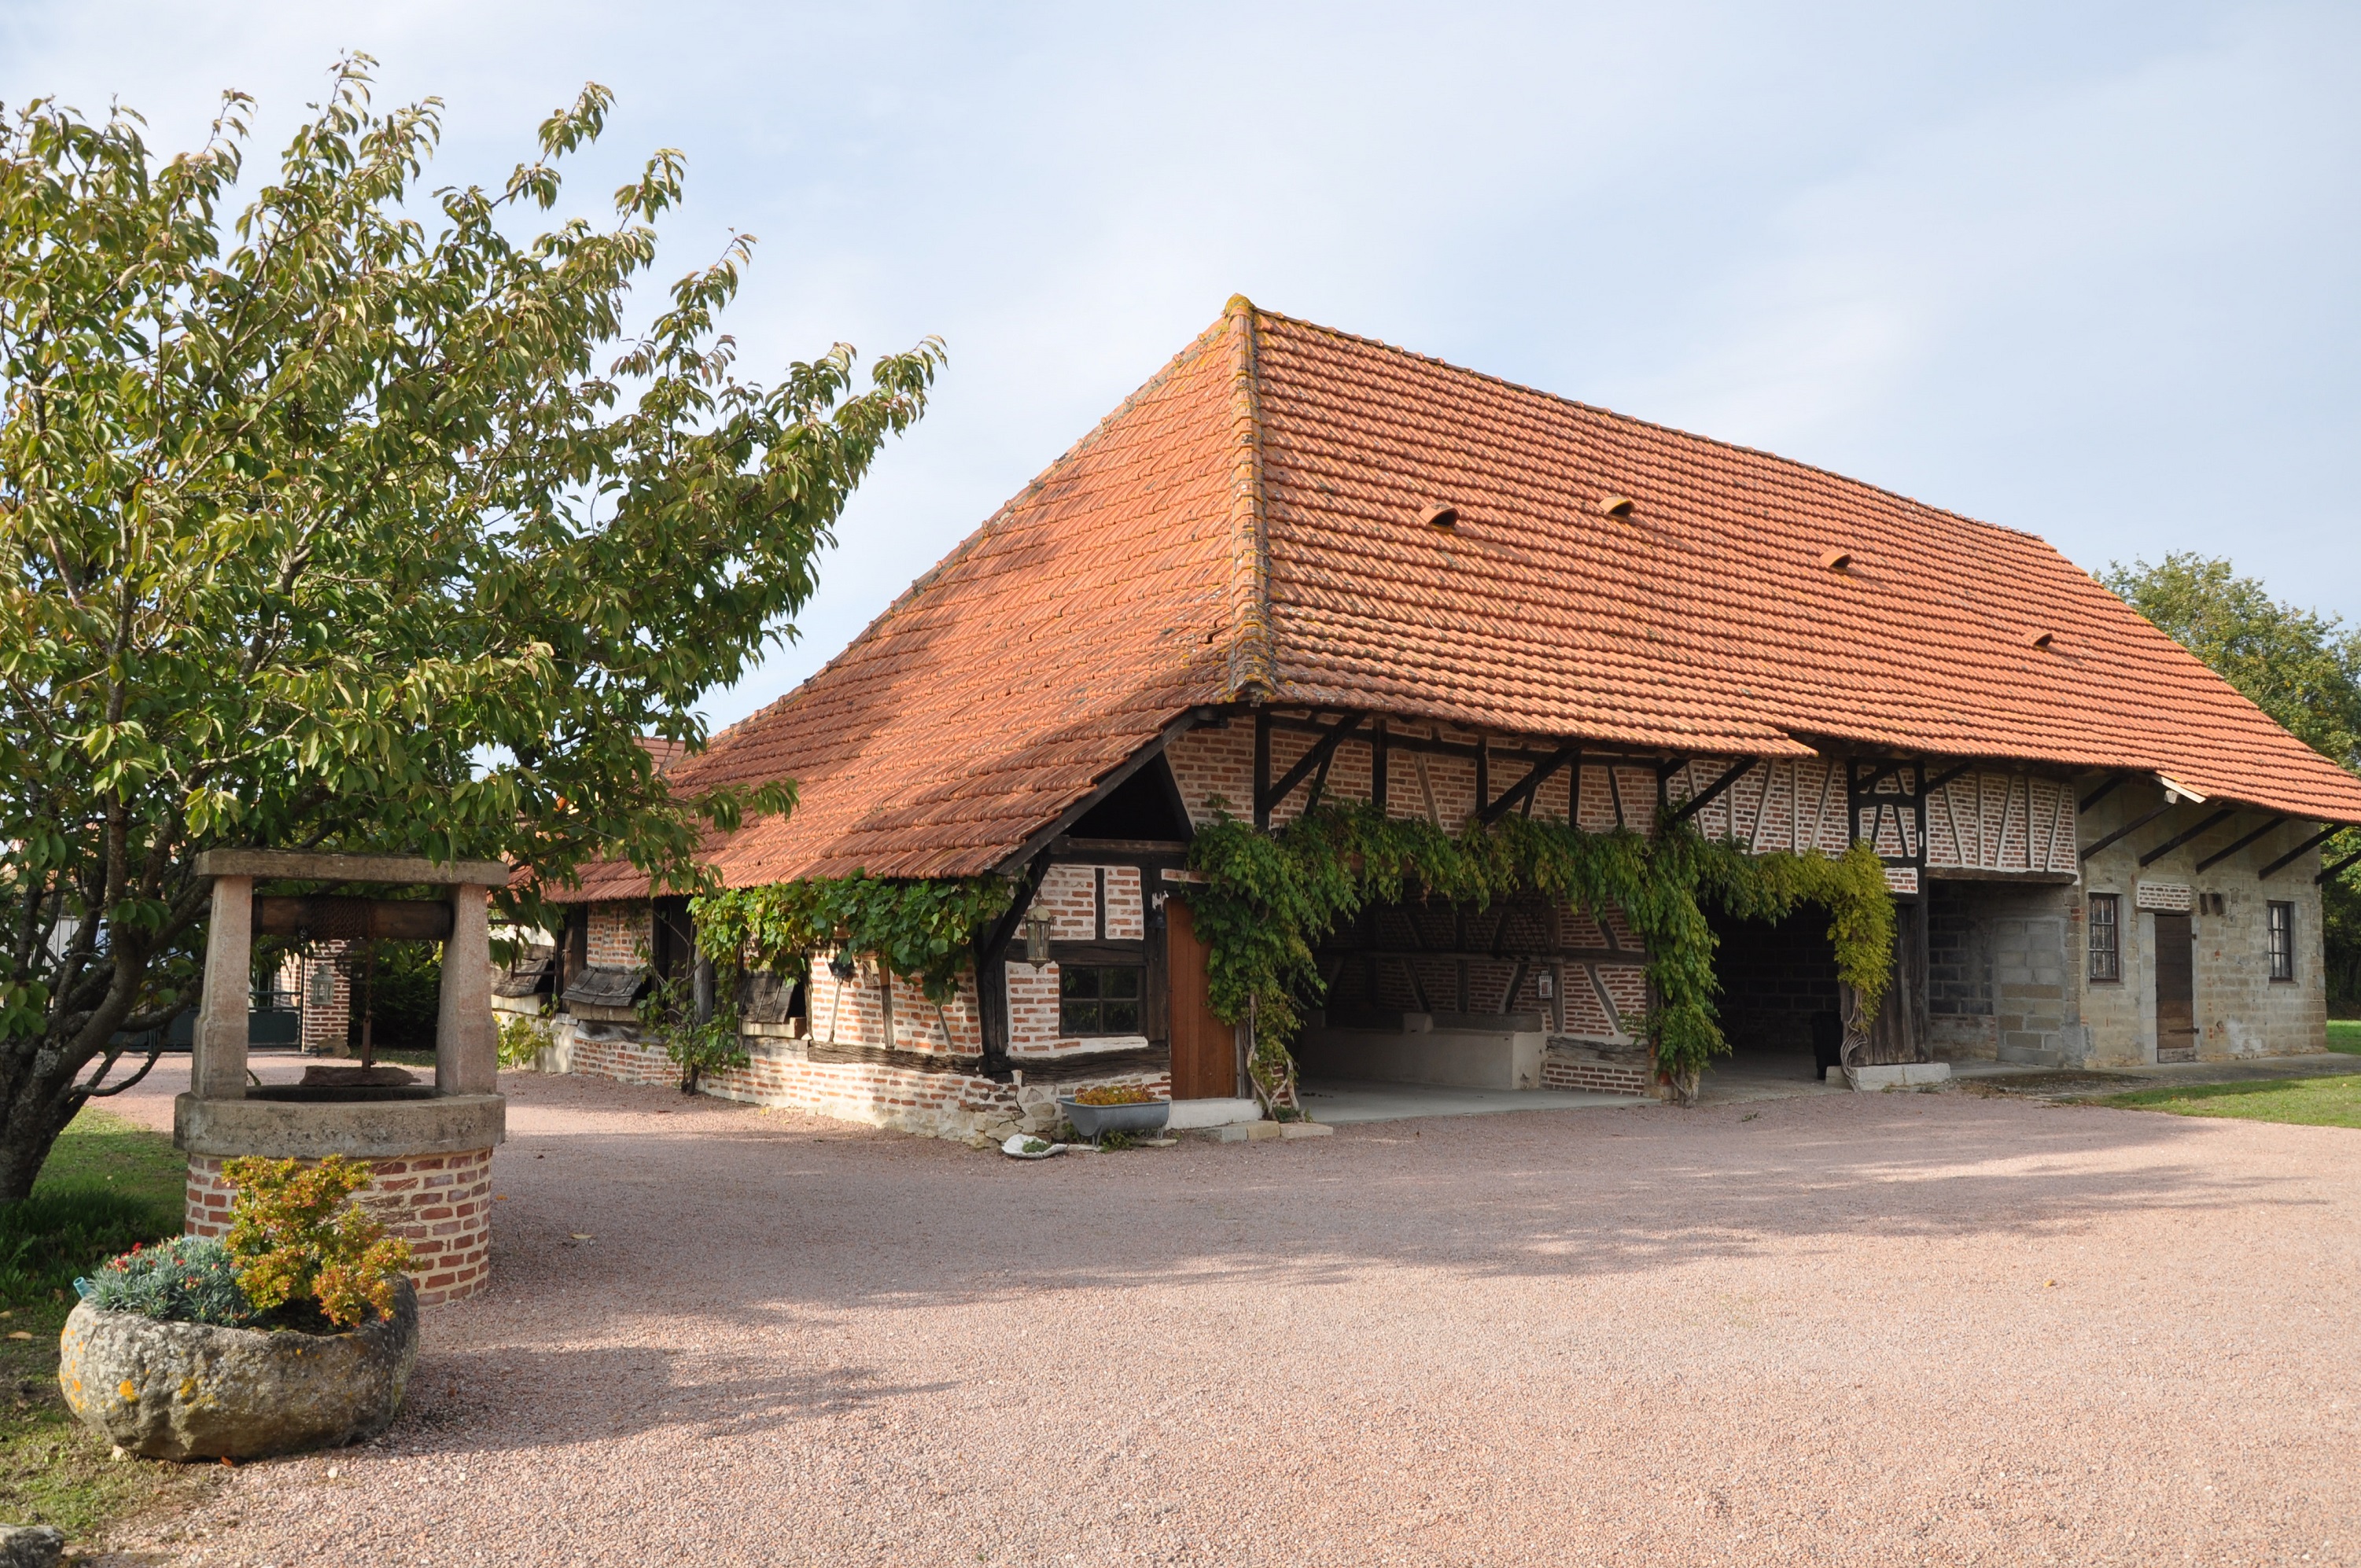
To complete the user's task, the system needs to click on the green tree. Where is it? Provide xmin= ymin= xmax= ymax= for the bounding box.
xmin=0 ymin=61 xmax=941 ymax=1201
xmin=2104 ymin=554 xmax=2361 ymax=1010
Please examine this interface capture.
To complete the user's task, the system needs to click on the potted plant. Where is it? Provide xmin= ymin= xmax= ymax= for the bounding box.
xmin=1058 ymin=1083 xmax=1169 ymax=1143
xmin=57 ymin=1154 xmax=418 ymax=1460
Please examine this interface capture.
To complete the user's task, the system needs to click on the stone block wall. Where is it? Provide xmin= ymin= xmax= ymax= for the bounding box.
xmin=186 ymin=1147 xmax=494 ymax=1307
xmin=2079 ymin=781 xmax=2327 ymax=1064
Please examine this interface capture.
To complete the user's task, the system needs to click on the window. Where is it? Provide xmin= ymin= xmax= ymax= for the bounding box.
xmin=1060 ymin=964 xmax=1144 ymax=1036
xmin=2267 ymin=901 xmax=2295 ymax=982
xmin=2088 ymin=894 xmax=2121 ymax=982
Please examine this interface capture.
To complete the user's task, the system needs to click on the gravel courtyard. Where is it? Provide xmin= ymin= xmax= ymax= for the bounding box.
xmin=102 ymin=1067 xmax=2361 ymax=1566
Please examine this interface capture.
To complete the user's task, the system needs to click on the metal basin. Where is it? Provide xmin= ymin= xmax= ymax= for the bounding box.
xmin=1059 ymin=1098 xmax=1169 ymax=1139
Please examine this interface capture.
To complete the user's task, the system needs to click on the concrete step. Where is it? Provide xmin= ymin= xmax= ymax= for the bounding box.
xmin=1200 ymin=1119 xmax=1334 ymax=1143
xmin=1166 ymin=1097 xmax=1262 ymax=1130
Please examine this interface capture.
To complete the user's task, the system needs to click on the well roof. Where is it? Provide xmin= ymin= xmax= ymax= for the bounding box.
xmin=554 ymin=298 xmax=2361 ymax=900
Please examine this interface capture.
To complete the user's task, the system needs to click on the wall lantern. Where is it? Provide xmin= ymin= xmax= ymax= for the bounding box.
xmin=1023 ymin=911 xmax=1053 ymax=968
xmin=306 ymin=964 xmax=337 ymax=1009
xmin=828 ymin=949 xmax=859 ymax=982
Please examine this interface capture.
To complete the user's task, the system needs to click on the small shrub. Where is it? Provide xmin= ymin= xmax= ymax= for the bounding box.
xmin=636 ymin=972 xmax=748 ymax=1093
xmin=221 ymin=1155 xmax=412 ymax=1329
xmin=1070 ymin=1084 xmax=1158 ymax=1106
xmin=74 ymin=1236 xmax=256 ymax=1327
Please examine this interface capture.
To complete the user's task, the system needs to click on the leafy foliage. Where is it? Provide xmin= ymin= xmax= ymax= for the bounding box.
xmin=220 ymin=1154 xmax=411 ymax=1329
xmin=74 ymin=1235 xmax=256 ymax=1327
xmin=1184 ymin=804 xmax=1894 ymax=1106
xmin=693 ymin=874 xmax=1015 ymax=1001
xmin=635 ymin=970 xmax=747 ymax=1093
xmin=2106 ymin=554 xmax=2361 ymax=1011
xmin=0 ymin=60 xmax=941 ymax=1198
xmin=496 ymin=1009 xmax=554 ymax=1068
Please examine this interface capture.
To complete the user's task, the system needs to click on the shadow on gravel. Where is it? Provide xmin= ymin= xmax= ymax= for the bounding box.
xmin=470 ymin=1075 xmax=2338 ymax=1337
xmin=388 ymin=1345 xmax=954 ymax=1453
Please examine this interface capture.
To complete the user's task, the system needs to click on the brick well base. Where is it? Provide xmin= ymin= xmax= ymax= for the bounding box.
xmin=186 ymin=1147 xmax=495 ymax=1306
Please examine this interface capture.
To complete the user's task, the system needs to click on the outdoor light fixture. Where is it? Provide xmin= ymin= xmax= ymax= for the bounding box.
xmin=306 ymin=964 xmax=335 ymax=1009
xmin=828 ymin=949 xmax=859 ymax=981
xmin=1023 ymin=911 xmax=1053 ymax=968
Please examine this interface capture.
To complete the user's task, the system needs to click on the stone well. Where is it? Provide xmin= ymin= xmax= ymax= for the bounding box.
xmin=176 ymin=850 xmax=509 ymax=1306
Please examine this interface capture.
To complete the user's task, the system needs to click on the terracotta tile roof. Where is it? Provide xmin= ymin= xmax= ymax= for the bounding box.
xmin=550 ymin=299 xmax=2361 ymax=899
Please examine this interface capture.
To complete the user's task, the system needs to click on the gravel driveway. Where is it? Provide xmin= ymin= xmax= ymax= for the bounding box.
xmin=99 ymin=1065 xmax=2361 ymax=1566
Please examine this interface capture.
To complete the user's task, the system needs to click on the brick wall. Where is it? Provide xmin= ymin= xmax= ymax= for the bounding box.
xmin=186 ymin=1147 xmax=494 ymax=1306
xmin=587 ymin=902 xmax=650 ymax=966
xmin=297 ymin=943 xmax=352 ymax=1055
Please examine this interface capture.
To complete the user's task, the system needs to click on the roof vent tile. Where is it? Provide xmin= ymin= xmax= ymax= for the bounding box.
xmin=1420 ymin=503 xmax=1459 ymax=529
xmin=1820 ymin=549 xmax=1855 ymax=571
xmin=1597 ymin=495 xmax=1636 ymax=519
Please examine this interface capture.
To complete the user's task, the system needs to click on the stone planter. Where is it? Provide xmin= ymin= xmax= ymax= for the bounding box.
xmin=1059 ymin=1097 xmax=1169 ymax=1140
xmin=57 ymin=1280 xmax=418 ymax=1460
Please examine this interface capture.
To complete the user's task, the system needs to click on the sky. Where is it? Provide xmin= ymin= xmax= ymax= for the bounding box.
xmin=6 ymin=1 xmax=2355 ymax=734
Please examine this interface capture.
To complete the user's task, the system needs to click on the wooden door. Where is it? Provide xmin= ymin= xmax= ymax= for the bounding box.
xmin=1860 ymin=900 xmax=1930 ymax=1065
xmin=1166 ymin=898 xmax=1234 ymax=1099
xmin=2154 ymin=912 xmax=2197 ymax=1062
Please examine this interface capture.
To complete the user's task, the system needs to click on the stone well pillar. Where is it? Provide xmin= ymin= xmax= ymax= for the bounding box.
xmin=179 ymin=850 xmax=510 ymax=1305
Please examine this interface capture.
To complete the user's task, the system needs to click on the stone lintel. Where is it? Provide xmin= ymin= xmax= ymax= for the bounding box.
xmin=174 ymin=1092 xmax=505 ymax=1160
xmin=193 ymin=850 xmax=510 ymax=887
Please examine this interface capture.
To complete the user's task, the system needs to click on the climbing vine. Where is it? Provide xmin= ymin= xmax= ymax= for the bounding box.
xmin=1182 ymin=803 xmax=1895 ymax=1107
xmin=691 ymin=873 xmax=1015 ymax=1002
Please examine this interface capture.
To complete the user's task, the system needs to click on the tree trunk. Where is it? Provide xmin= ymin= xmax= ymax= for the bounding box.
xmin=0 ymin=1038 xmax=90 ymax=1205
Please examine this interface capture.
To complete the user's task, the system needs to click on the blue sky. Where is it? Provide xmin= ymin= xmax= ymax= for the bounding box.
xmin=7 ymin=2 xmax=2355 ymax=732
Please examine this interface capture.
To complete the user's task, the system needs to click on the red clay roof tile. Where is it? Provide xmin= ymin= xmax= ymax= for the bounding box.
xmin=550 ymin=299 xmax=2361 ymax=900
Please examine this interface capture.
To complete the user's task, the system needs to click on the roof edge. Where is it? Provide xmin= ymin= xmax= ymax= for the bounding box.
xmin=1221 ymin=295 xmax=1276 ymax=701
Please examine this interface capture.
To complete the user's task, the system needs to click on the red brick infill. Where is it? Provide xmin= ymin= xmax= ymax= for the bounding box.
xmin=186 ymin=1146 xmax=495 ymax=1306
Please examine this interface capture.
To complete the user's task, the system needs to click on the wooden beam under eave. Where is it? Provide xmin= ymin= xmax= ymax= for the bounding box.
xmin=2193 ymin=815 xmax=2287 ymax=873
xmin=2137 ymin=808 xmax=2238 ymax=867
xmin=2258 ymin=824 xmax=2343 ymax=880
xmin=2080 ymin=801 xmax=2175 ymax=861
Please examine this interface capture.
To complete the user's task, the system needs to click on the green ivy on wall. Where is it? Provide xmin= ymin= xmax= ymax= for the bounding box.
xmin=1182 ymin=804 xmax=1895 ymax=1106
xmin=691 ymin=872 xmax=1015 ymax=1002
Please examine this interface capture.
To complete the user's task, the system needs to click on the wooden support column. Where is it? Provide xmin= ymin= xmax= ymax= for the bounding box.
xmin=436 ymin=884 xmax=498 ymax=1095
xmin=193 ymin=874 xmax=253 ymax=1100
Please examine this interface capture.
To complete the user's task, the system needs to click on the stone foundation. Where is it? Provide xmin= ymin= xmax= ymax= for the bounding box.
xmin=540 ymin=1017 xmax=1174 ymax=1142
xmin=186 ymin=1147 xmax=494 ymax=1307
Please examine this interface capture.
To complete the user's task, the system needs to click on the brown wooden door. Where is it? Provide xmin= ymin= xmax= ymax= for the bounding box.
xmin=1860 ymin=899 xmax=1930 ymax=1065
xmin=1166 ymin=898 xmax=1234 ymax=1099
xmin=2155 ymin=912 xmax=2197 ymax=1062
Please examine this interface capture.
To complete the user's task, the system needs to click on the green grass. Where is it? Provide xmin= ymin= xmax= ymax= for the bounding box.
xmin=2326 ymin=1018 xmax=2361 ymax=1055
xmin=1 ymin=1106 xmax=214 ymax=1541
xmin=2095 ymin=1073 xmax=2361 ymax=1130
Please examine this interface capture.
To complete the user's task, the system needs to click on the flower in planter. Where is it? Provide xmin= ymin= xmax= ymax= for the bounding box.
xmin=1070 ymin=1084 xmax=1159 ymax=1106
xmin=220 ymin=1154 xmax=413 ymax=1329
xmin=75 ymin=1237 xmax=256 ymax=1327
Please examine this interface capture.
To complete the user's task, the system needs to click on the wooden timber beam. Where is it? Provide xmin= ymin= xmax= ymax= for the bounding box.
xmin=2079 ymin=801 xmax=2175 ymax=861
xmin=2259 ymin=825 xmax=2343 ymax=880
xmin=1479 ymin=743 xmax=1582 ymax=825
xmin=1259 ymin=713 xmax=1675 ymax=770
xmin=1258 ymin=712 xmax=1367 ymax=823
xmin=2320 ymin=845 xmax=2361 ymax=886
xmin=2193 ymin=815 xmax=2287 ymax=873
xmin=2137 ymin=808 xmax=2238 ymax=867
xmin=2079 ymin=772 xmax=2130 ymax=812
xmin=1663 ymin=758 xmax=1759 ymax=832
